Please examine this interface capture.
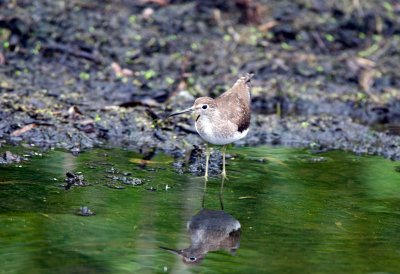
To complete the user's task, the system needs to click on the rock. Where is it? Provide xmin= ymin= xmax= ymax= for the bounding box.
xmin=76 ymin=206 xmax=96 ymax=216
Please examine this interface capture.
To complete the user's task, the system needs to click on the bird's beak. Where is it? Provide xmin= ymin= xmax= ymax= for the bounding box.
xmin=169 ymin=107 xmax=194 ymax=117
xmin=159 ymin=246 xmax=183 ymax=256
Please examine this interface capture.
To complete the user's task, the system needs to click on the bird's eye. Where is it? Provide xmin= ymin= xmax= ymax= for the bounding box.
xmin=202 ymin=104 xmax=208 ymax=109
xmin=189 ymin=257 xmax=196 ymax=261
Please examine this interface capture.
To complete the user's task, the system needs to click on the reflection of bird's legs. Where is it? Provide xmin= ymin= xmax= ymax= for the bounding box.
xmin=221 ymin=145 xmax=228 ymax=180
xmin=202 ymin=187 xmax=206 ymax=208
xmin=219 ymin=177 xmax=225 ymax=210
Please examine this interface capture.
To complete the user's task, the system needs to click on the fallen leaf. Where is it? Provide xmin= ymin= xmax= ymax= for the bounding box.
xmin=177 ymin=80 xmax=187 ymax=91
xmin=139 ymin=0 xmax=168 ymax=6
xmin=121 ymin=68 xmax=133 ymax=76
xmin=111 ymin=62 xmax=122 ymax=75
xmin=119 ymin=97 xmax=160 ymax=108
xmin=111 ymin=62 xmax=133 ymax=77
xmin=258 ymin=20 xmax=278 ymax=32
xmin=354 ymin=57 xmax=376 ymax=68
xmin=359 ymin=69 xmax=376 ymax=92
xmin=346 ymin=57 xmax=376 ymax=74
xmin=11 ymin=124 xmax=37 ymax=136
xmin=0 ymin=53 xmax=5 ymax=65
xmin=142 ymin=7 xmax=154 ymax=19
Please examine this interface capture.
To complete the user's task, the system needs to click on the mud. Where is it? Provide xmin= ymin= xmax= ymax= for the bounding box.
xmin=1 ymin=0 xmax=400 ymax=171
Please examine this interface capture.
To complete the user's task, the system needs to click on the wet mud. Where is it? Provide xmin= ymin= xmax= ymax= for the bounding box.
xmin=1 ymin=0 xmax=400 ymax=171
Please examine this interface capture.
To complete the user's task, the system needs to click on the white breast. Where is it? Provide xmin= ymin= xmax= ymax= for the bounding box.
xmin=195 ymin=116 xmax=249 ymax=145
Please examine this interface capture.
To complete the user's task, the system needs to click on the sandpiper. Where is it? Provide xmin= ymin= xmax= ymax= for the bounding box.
xmin=170 ymin=73 xmax=253 ymax=181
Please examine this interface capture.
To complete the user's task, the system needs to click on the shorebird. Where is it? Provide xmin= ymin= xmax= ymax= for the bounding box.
xmin=170 ymin=73 xmax=253 ymax=181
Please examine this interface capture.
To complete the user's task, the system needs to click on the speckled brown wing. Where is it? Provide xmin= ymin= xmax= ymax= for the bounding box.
xmin=216 ymin=74 xmax=252 ymax=133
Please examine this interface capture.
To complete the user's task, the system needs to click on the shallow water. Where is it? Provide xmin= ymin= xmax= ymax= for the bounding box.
xmin=0 ymin=146 xmax=399 ymax=274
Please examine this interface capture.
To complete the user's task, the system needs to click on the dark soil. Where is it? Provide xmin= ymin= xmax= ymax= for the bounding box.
xmin=1 ymin=0 xmax=400 ymax=172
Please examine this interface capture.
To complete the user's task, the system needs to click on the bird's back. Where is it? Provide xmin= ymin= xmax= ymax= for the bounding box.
xmin=216 ymin=73 xmax=253 ymax=133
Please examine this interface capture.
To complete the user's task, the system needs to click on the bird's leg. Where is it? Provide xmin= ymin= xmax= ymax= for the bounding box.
xmin=219 ymin=145 xmax=227 ymax=210
xmin=221 ymin=145 xmax=228 ymax=180
xmin=202 ymin=145 xmax=210 ymax=208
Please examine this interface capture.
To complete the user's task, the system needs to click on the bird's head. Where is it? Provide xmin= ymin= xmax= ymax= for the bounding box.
xmin=159 ymin=246 xmax=205 ymax=265
xmin=169 ymin=97 xmax=216 ymax=118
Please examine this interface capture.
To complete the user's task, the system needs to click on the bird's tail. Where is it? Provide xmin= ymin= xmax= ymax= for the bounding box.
xmin=230 ymin=73 xmax=254 ymax=93
xmin=241 ymin=73 xmax=254 ymax=83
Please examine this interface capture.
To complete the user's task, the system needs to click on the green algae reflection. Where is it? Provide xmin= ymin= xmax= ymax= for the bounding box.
xmin=0 ymin=147 xmax=399 ymax=274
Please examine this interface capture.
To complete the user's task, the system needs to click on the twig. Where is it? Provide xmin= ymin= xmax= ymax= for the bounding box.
xmin=42 ymin=42 xmax=103 ymax=64
xmin=311 ymin=31 xmax=327 ymax=51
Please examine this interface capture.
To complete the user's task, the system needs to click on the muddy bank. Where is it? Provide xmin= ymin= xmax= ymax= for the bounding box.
xmin=1 ymin=0 xmax=400 ymax=168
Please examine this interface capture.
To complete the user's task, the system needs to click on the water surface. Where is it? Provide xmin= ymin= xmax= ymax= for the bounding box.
xmin=0 ymin=146 xmax=399 ymax=274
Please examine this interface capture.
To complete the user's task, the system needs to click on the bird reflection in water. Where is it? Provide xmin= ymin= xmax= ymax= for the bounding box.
xmin=160 ymin=181 xmax=241 ymax=264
